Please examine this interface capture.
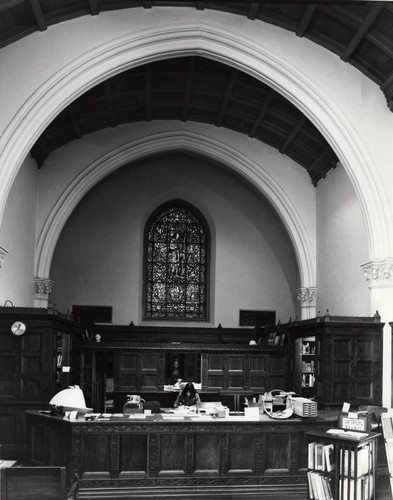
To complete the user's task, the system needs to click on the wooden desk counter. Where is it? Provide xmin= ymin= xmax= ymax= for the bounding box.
xmin=25 ymin=409 xmax=337 ymax=499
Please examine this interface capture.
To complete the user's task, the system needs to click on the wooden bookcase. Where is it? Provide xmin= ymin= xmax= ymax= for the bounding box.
xmin=73 ymin=324 xmax=290 ymax=412
xmin=306 ymin=430 xmax=380 ymax=500
xmin=286 ymin=316 xmax=383 ymax=408
xmin=0 ymin=307 xmax=76 ymax=458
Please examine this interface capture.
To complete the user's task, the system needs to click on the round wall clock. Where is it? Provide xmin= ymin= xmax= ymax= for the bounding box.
xmin=10 ymin=321 xmax=26 ymax=336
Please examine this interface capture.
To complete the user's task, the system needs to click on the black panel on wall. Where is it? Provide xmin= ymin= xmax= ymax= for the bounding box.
xmin=239 ymin=310 xmax=275 ymax=327
xmin=72 ymin=305 xmax=112 ymax=326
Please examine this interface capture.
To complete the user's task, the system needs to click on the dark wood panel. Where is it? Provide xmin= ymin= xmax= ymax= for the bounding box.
xmin=120 ymin=434 xmax=147 ymax=475
xmin=228 ymin=433 xmax=255 ymax=473
xmin=159 ymin=433 xmax=186 ymax=473
xmin=82 ymin=434 xmax=111 ymax=475
xmin=265 ymin=432 xmax=290 ymax=471
xmin=194 ymin=433 xmax=220 ymax=473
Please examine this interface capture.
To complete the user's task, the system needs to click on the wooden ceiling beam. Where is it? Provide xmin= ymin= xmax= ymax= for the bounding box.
xmin=341 ymin=3 xmax=385 ymax=62
xmin=31 ymin=137 xmax=49 ymax=168
xmin=87 ymin=0 xmax=99 ymax=16
xmin=182 ymin=58 xmax=196 ymax=122
xmin=67 ymin=107 xmax=82 ymax=140
xmin=216 ymin=69 xmax=238 ymax=127
xmin=280 ymin=115 xmax=307 ymax=154
xmin=248 ymin=3 xmax=259 ymax=21
xmin=381 ymin=68 xmax=393 ymax=111
xmin=309 ymin=149 xmax=337 ymax=185
xmin=145 ymin=65 xmax=152 ymax=122
xmin=296 ymin=5 xmax=317 ymax=37
xmin=104 ymin=82 xmax=116 ymax=127
xmin=29 ymin=0 xmax=47 ymax=31
xmin=248 ymin=90 xmax=274 ymax=138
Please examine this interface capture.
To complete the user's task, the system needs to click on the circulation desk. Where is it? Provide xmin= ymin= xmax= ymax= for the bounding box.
xmin=25 ymin=409 xmax=337 ymax=499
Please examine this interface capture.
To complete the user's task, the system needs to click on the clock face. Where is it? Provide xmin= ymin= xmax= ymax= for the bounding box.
xmin=11 ymin=321 xmax=26 ymax=336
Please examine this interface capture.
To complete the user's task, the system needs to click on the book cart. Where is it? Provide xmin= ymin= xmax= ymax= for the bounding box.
xmin=306 ymin=430 xmax=380 ymax=500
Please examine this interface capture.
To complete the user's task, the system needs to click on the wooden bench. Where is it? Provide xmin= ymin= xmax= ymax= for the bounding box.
xmin=0 ymin=466 xmax=68 ymax=500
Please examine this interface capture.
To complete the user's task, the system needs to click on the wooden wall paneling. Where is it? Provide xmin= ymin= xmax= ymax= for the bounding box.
xmin=249 ymin=354 xmax=267 ymax=392
xmin=116 ymin=352 xmax=138 ymax=392
xmin=119 ymin=433 xmax=148 ymax=476
xmin=227 ymin=354 xmax=244 ymax=389
xmin=227 ymin=432 xmax=255 ymax=473
xmin=265 ymin=432 xmax=291 ymax=472
xmin=81 ymin=433 xmax=111 ymax=477
xmin=0 ymin=334 xmax=19 ymax=399
xmin=193 ymin=432 xmax=220 ymax=474
xmin=140 ymin=352 xmax=160 ymax=391
xmin=206 ymin=353 xmax=225 ymax=390
xmin=159 ymin=432 xmax=186 ymax=474
xmin=268 ymin=353 xmax=289 ymax=390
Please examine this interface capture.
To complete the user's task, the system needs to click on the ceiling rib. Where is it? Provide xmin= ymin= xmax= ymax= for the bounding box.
xmin=68 ymin=107 xmax=82 ymax=140
xmin=29 ymin=0 xmax=47 ymax=31
xmin=341 ymin=3 xmax=385 ymax=62
xmin=182 ymin=58 xmax=195 ymax=122
xmin=104 ymin=82 xmax=116 ymax=128
xmin=145 ymin=65 xmax=152 ymax=123
xmin=249 ymin=90 xmax=274 ymax=139
xmin=280 ymin=116 xmax=308 ymax=155
xmin=216 ymin=69 xmax=237 ymax=127
xmin=296 ymin=5 xmax=318 ymax=38
xmin=87 ymin=0 xmax=99 ymax=16
xmin=248 ymin=3 xmax=260 ymax=21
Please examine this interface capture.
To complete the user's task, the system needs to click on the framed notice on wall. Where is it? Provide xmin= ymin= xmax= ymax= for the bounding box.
xmin=239 ymin=310 xmax=276 ymax=327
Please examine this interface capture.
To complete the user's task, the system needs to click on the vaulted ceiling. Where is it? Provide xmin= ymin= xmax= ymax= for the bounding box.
xmin=2 ymin=1 xmax=393 ymax=185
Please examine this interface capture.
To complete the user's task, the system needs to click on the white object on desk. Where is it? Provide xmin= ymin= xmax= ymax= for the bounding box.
xmin=0 ymin=460 xmax=16 ymax=468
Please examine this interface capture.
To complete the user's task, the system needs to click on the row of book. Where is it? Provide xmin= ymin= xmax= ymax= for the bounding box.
xmin=308 ymin=471 xmax=333 ymax=500
xmin=309 ymin=470 xmax=373 ymax=500
xmin=339 ymin=445 xmax=371 ymax=477
xmin=308 ymin=442 xmax=336 ymax=472
xmin=338 ymin=475 xmax=373 ymax=500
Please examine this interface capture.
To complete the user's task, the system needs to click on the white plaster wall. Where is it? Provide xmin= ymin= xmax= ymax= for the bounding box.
xmin=36 ymin=121 xmax=315 ymax=277
xmin=0 ymin=156 xmax=37 ymax=306
xmin=49 ymin=153 xmax=298 ymax=326
xmin=0 ymin=8 xmax=392 ymax=261
xmin=316 ymin=163 xmax=369 ymax=315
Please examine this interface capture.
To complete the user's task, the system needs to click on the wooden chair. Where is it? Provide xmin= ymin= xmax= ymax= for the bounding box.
xmin=144 ymin=400 xmax=161 ymax=413
xmin=0 ymin=466 xmax=70 ymax=500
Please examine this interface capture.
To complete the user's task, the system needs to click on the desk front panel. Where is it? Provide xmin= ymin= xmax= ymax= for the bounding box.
xmin=26 ymin=411 xmax=334 ymax=493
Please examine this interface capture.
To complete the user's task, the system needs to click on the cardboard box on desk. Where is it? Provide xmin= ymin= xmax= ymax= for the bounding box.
xmin=338 ymin=411 xmax=370 ymax=432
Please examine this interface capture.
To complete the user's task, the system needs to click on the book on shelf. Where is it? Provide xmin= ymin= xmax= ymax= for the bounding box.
xmin=340 ymin=445 xmax=370 ymax=477
xmin=308 ymin=471 xmax=334 ymax=500
xmin=308 ymin=442 xmax=335 ymax=472
xmin=323 ymin=443 xmax=335 ymax=472
xmin=339 ymin=475 xmax=373 ymax=500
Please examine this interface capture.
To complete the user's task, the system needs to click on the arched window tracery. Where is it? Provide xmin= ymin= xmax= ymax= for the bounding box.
xmin=144 ymin=201 xmax=209 ymax=320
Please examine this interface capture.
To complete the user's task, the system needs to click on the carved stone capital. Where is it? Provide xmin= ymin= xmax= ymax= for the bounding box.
xmin=361 ymin=258 xmax=393 ymax=286
xmin=295 ymin=287 xmax=317 ymax=306
xmin=34 ymin=277 xmax=54 ymax=300
xmin=0 ymin=245 xmax=8 ymax=269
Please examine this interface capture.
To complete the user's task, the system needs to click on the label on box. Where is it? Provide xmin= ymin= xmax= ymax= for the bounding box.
xmin=341 ymin=416 xmax=368 ymax=431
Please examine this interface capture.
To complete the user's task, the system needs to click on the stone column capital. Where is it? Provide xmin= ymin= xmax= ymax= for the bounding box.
xmin=34 ymin=277 xmax=54 ymax=301
xmin=296 ymin=287 xmax=318 ymax=306
xmin=361 ymin=258 xmax=393 ymax=288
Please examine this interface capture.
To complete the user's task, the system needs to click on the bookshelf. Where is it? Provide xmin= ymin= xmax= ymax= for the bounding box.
xmin=306 ymin=430 xmax=380 ymax=500
xmin=293 ymin=335 xmax=316 ymax=397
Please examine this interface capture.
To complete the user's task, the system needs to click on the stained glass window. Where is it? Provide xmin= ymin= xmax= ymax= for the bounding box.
xmin=144 ymin=201 xmax=209 ymax=320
